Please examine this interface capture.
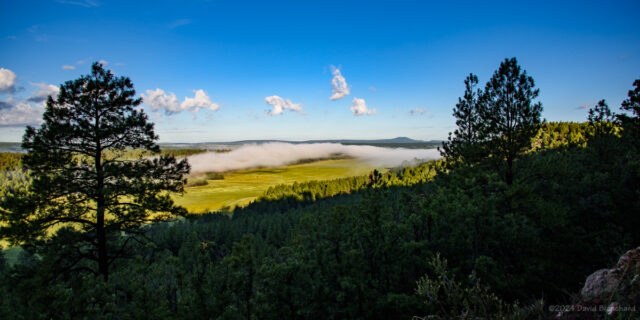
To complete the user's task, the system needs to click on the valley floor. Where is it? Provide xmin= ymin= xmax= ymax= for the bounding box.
xmin=172 ymin=158 xmax=375 ymax=213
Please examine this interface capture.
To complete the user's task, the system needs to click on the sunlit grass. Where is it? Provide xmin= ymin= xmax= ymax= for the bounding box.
xmin=173 ymin=159 xmax=375 ymax=213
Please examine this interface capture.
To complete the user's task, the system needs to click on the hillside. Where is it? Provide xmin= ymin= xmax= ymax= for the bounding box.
xmin=2 ymin=121 xmax=639 ymax=319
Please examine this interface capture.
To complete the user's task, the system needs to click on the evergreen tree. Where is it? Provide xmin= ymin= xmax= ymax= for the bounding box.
xmin=587 ymin=99 xmax=615 ymax=136
xmin=439 ymin=73 xmax=485 ymax=165
xmin=0 ymin=62 xmax=190 ymax=280
xmin=620 ymin=79 xmax=640 ymax=119
xmin=618 ymin=79 xmax=640 ymax=148
xmin=481 ymin=57 xmax=543 ymax=184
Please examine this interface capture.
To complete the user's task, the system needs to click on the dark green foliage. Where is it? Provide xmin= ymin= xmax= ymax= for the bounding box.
xmin=588 ymin=99 xmax=615 ymax=124
xmin=620 ymin=79 xmax=640 ymax=120
xmin=415 ymin=254 xmax=522 ymax=320
xmin=588 ymin=99 xmax=616 ymax=136
xmin=440 ymin=73 xmax=485 ymax=165
xmin=442 ymin=58 xmax=543 ymax=186
xmin=618 ymin=79 xmax=640 ymax=150
xmin=0 ymin=62 xmax=189 ymax=281
xmin=481 ymin=57 xmax=543 ymax=184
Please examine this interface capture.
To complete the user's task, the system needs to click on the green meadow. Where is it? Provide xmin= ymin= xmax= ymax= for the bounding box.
xmin=173 ymin=158 xmax=374 ymax=213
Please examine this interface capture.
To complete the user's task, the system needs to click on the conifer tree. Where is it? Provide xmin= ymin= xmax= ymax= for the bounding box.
xmin=439 ymin=73 xmax=485 ymax=165
xmin=587 ymin=99 xmax=616 ymax=136
xmin=481 ymin=57 xmax=543 ymax=185
xmin=618 ymin=79 xmax=640 ymax=148
xmin=0 ymin=62 xmax=190 ymax=280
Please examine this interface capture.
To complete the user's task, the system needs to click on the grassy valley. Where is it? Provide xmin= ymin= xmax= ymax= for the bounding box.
xmin=175 ymin=158 xmax=375 ymax=213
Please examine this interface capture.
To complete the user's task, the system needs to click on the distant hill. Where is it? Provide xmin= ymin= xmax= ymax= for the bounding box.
xmin=0 ymin=142 xmax=23 ymax=153
xmin=175 ymin=137 xmax=442 ymax=150
xmin=1 ymin=138 xmax=442 ymax=153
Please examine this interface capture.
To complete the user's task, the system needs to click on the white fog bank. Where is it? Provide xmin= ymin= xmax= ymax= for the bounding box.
xmin=187 ymin=142 xmax=441 ymax=173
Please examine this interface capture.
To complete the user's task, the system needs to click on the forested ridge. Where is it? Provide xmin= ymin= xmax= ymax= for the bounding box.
xmin=1 ymin=61 xmax=639 ymax=319
xmin=1 ymin=118 xmax=638 ymax=319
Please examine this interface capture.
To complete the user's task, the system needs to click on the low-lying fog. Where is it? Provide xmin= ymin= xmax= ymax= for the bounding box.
xmin=187 ymin=142 xmax=441 ymax=173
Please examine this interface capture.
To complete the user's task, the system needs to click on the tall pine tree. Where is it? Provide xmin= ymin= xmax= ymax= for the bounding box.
xmin=439 ymin=73 xmax=485 ymax=166
xmin=0 ymin=62 xmax=190 ymax=280
xmin=481 ymin=57 xmax=543 ymax=185
xmin=618 ymin=79 xmax=640 ymax=148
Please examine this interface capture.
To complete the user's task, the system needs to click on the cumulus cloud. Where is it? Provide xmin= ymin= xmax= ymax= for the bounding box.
xmin=187 ymin=142 xmax=441 ymax=173
xmin=181 ymin=89 xmax=219 ymax=112
xmin=329 ymin=66 xmax=350 ymax=100
xmin=264 ymin=95 xmax=303 ymax=116
xmin=27 ymin=82 xmax=59 ymax=103
xmin=0 ymin=71 xmax=55 ymax=126
xmin=98 ymin=60 xmax=108 ymax=66
xmin=62 ymin=65 xmax=75 ymax=70
xmin=408 ymin=107 xmax=427 ymax=116
xmin=0 ymin=68 xmax=18 ymax=93
xmin=350 ymin=98 xmax=376 ymax=116
xmin=0 ymin=98 xmax=44 ymax=126
xmin=142 ymin=88 xmax=219 ymax=115
xmin=142 ymin=88 xmax=181 ymax=114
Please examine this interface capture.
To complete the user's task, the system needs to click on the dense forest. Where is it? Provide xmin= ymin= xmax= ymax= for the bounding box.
xmin=0 ymin=61 xmax=639 ymax=319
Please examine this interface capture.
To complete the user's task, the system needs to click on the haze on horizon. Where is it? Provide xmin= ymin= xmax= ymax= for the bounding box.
xmin=1 ymin=1 xmax=639 ymax=143
xmin=188 ymin=142 xmax=441 ymax=173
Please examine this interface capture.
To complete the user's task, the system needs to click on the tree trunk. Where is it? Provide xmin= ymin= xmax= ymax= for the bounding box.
xmin=506 ymin=154 xmax=513 ymax=185
xmin=95 ymin=127 xmax=108 ymax=281
xmin=97 ymin=203 xmax=108 ymax=281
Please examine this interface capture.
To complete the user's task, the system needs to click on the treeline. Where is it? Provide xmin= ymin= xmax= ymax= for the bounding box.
xmin=258 ymin=159 xmax=440 ymax=203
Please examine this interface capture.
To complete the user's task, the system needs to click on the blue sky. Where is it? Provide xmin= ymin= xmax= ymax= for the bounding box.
xmin=1 ymin=0 xmax=639 ymax=142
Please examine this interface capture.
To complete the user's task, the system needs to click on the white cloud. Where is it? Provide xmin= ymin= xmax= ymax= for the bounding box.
xmin=181 ymin=89 xmax=219 ymax=112
xmin=0 ymin=72 xmax=55 ymax=126
xmin=350 ymin=98 xmax=376 ymax=116
xmin=142 ymin=88 xmax=220 ymax=115
xmin=264 ymin=95 xmax=303 ymax=116
xmin=329 ymin=66 xmax=350 ymax=100
xmin=98 ymin=60 xmax=108 ymax=66
xmin=0 ymin=98 xmax=44 ymax=126
xmin=408 ymin=107 xmax=427 ymax=116
xmin=62 ymin=65 xmax=76 ymax=70
xmin=142 ymin=88 xmax=181 ymax=115
xmin=27 ymin=83 xmax=59 ymax=104
xmin=0 ymin=68 xmax=18 ymax=93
